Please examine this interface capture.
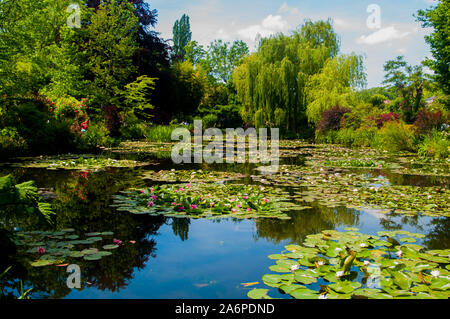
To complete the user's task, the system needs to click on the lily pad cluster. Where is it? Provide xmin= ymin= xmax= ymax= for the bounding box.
xmin=253 ymin=165 xmax=450 ymax=217
xmin=112 ymin=183 xmax=310 ymax=219
xmin=14 ymin=156 xmax=151 ymax=170
xmin=13 ymin=229 xmax=121 ymax=266
xmin=142 ymin=169 xmax=246 ymax=183
xmin=248 ymin=229 xmax=450 ymax=299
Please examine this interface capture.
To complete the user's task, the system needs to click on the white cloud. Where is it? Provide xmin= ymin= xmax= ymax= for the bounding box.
xmin=357 ymin=26 xmax=410 ymax=45
xmin=238 ymin=14 xmax=288 ymax=41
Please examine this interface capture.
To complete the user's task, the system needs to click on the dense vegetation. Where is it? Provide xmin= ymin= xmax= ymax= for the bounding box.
xmin=0 ymin=0 xmax=448 ymax=160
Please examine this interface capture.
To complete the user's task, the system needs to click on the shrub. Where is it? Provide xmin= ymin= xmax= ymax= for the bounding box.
xmin=413 ymin=109 xmax=446 ymax=134
xmin=418 ymin=130 xmax=450 ymax=159
xmin=78 ymin=123 xmax=115 ymax=151
xmin=372 ymin=122 xmax=416 ymax=152
xmin=369 ymin=94 xmax=388 ymax=108
xmin=342 ymin=104 xmax=381 ymax=130
xmin=334 ymin=127 xmax=377 ymax=147
xmin=317 ymin=105 xmax=351 ymax=133
xmin=0 ymin=127 xmax=28 ymax=159
xmin=376 ymin=112 xmax=401 ymax=128
xmin=120 ymin=114 xmax=149 ymax=140
xmin=104 ymin=105 xmax=122 ymax=137
xmin=202 ymin=114 xmax=219 ymax=128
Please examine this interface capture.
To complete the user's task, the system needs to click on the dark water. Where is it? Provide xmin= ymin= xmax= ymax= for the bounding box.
xmin=0 ymin=155 xmax=449 ymax=299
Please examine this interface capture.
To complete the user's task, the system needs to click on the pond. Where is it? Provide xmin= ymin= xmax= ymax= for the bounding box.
xmin=1 ymin=142 xmax=449 ymax=299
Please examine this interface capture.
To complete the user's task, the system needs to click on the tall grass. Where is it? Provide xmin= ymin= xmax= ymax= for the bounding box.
xmin=146 ymin=125 xmax=177 ymax=142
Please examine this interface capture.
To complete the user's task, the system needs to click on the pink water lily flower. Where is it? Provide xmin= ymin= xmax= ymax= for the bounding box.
xmin=113 ymin=239 xmax=122 ymax=245
xmin=147 ymin=201 xmax=154 ymax=207
xmin=178 ymin=206 xmax=185 ymax=211
xmin=37 ymin=247 xmax=45 ymax=255
xmin=237 ymin=204 xmax=242 ymax=208
xmin=140 ymin=190 xmax=145 ymax=194
xmin=247 ymin=208 xmax=252 ymax=212
xmin=191 ymin=204 xmax=198 ymax=209
xmin=243 ymin=196 xmax=248 ymax=200
xmin=179 ymin=188 xmax=184 ymax=192
xmin=152 ymin=195 xmax=157 ymax=200
xmin=171 ymin=202 xmax=177 ymax=206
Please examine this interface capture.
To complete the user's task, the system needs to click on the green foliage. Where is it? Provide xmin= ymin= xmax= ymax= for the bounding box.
xmin=0 ymin=175 xmax=55 ymax=224
xmin=78 ymin=123 xmax=116 ymax=151
xmin=0 ymin=127 xmax=28 ymax=159
xmin=82 ymin=1 xmax=139 ymax=109
xmin=382 ymin=56 xmax=429 ymax=123
xmin=234 ymin=19 xmax=365 ymax=133
xmin=172 ymin=61 xmax=208 ymax=116
xmin=372 ymin=122 xmax=416 ymax=152
xmin=120 ymin=75 xmax=157 ymax=119
xmin=172 ymin=14 xmax=192 ymax=59
xmin=120 ymin=114 xmax=149 ymax=140
xmin=146 ymin=125 xmax=175 ymax=142
xmin=418 ymin=130 xmax=450 ymax=159
xmin=370 ymin=94 xmax=388 ymax=108
xmin=202 ymin=114 xmax=219 ymax=128
xmin=417 ymin=0 xmax=450 ymax=94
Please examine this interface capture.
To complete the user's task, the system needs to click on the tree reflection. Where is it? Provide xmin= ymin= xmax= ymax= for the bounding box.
xmin=254 ymin=204 xmax=360 ymax=245
xmin=171 ymin=218 xmax=190 ymax=242
xmin=1 ymin=168 xmax=166 ymax=299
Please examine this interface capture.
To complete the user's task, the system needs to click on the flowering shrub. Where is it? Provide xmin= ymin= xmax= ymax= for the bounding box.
xmin=375 ymin=112 xmax=401 ymax=128
xmin=414 ymin=109 xmax=447 ymax=134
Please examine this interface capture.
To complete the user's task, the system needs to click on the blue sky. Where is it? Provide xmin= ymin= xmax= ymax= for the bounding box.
xmin=147 ymin=0 xmax=438 ymax=88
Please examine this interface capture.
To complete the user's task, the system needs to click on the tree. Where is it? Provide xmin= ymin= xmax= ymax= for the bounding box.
xmin=81 ymin=1 xmax=140 ymax=111
xmin=417 ymin=0 xmax=450 ymax=94
xmin=382 ymin=56 xmax=429 ymax=123
xmin=204 ymin=40 xmax=249 ymax=83
xmin=233 ymin=20 xmax=364 ymax=132
xmin=172 ymin=14 xmax=192 ymax=60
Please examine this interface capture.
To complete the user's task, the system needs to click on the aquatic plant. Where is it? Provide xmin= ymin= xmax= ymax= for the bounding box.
xmin=112 ymin=183 xmax=309 ymax=219
xmin=248 ymin=229 xmax=450 ymax=299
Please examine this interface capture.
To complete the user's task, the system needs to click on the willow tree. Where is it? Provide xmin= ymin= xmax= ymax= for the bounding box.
xmin=233 ymin=19 xmax=366 ymax=132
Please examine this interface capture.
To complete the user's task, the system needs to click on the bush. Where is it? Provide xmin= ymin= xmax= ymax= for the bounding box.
xmin=418 ymin=130 xmax=450 ymax=159
xmin=317 ymin=105 xmax=351 ymax=133
xmin=202 ymin=114 xmax=219 ymax=128
xmin=372 ymin=122 xmax=416 ymax=152
xmin=376 ymin=112 xmax=401 ymax=128
xmin=369 ymin=94 xmax=388 ymax=108
xmin=342 ymin=104 xmax=381 ymax=130
xmin=0 ymin=127 xmax=28 ymax=159
xmin=78 ymin=123 xmax=115 ymax=151
xmin=413 ymin=109 xmax=447 ymax=134
xmin=120 ymin=114 xmax=149 ymax=140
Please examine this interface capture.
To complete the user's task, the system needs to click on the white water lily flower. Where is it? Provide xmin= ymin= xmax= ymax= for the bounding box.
xmin=336 ymin=271 xmax=344 ymax=277
xmin=431 ymin=270 xmax=440 ymax=278
xmin=360 ymin=243 xmax=367 ymax=248
xmin=317 ymin=261 xmax=325 ymax=266
xmin=363 ymin=260 xmax=370 ymax=266
xmin=290 ymin=265 xmax=299 ymax=272
xmin=396 ymin=251 xmax=402 ymax=258
xmin=319 ymin=294 xmax=328 ymax=299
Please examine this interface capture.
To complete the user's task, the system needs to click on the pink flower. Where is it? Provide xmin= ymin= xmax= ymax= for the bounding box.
xmin=191 ymin=204 xmax=198 ymax=209
xmin=113 ymin=239 xmax=122 ymax=245
xmin=179 ymin=188 xmax=184 ymax=192
xmin=247 ymin=208 xmax=252 ymax=212
xmin=37 ymin=247 xmax=45 ymax=255
xmin=178 ymin=206 xmax=185 ymax=211
xmin=152 ymin=195 xmax=157 ymax=200
xmin=264 ymin=198 xmax=269 ymax=203
xmin=171 ymin=202 xmax=177 ymax=206
xmin=174 ymin=189 xmax=178 ymax=193
xmin=140 ymin=190 xmax=145 ymax=194
xmin=147 ymin=201 xmax=154 ymax=207
xmin=150 ymin=188 xmax=154 ymax=192
xmin=210 ymin=202 xmax=215 ymax=207
xmin=237 ymin=204 xmax=242 ymax=208
xmin=186 ymin=184 xmax=191 ymax=188
xmin=231 ymin=208 xmax=237 ymax=213
xmin=243 ymin=196 xmax=248 ymax=200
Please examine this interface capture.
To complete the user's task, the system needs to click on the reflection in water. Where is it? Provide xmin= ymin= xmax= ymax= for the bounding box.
xmin=254 ymin=204 xmax=360 ymax=245
xmin=1 ymin=155 xmax=449 ymax=299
